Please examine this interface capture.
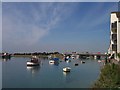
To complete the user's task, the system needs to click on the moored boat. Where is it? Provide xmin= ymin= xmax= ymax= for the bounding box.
xmin=98 ymin=60 xmax=102 ymax=63
xmin=49 ymin=60 xmax=55 ymax=64
xmin=27 ymin=56 xmax=40 ymax=66
xmin=81 ymin=61 xmax=85 ymax=64
xmin=75 ymin=63 xmax=79 ymax=66
xmin=66 ymin=60 xmax=71 ymax=63
xmin=63 ymin=67 xmax=71 ymax=72
xmin=27 ymin=61 xmax=40 ymax=66
xmin=2 ymin=53 xmax=11 ymax=59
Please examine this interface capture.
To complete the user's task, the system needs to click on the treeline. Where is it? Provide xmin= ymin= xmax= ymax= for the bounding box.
xmin=13 ymin=52 xmax=60 ymax=55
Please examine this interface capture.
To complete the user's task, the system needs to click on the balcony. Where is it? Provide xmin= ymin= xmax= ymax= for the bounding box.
xmin=111 ymin=39 xmax=117 ymax=45
xmin=112 ymin=34 xmax=117 ymax=41
xmin=113 ymin=39 xmax=117 ymax=44
xmin=112 ymin=44 xmax=117 ymax=51
xmin=111 ymin=22 xmax=117 ymax=29
xmin=111 ymin=28 xmax=117 ymax=34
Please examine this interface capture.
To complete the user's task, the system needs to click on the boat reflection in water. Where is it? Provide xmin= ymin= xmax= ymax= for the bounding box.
xmin=2 ymin=58 xmax=11 ymax=62
xmin=54 ymin=61 xmax=59 ymax=66
xmin=1 ymin=53 xmax=11 ymax=59
xmin=63 ymin=71 xmax=72 ymax=83
xmin=27 ymin=66 xmax=40 ymax=75
xmin=63 ymin=71 xmax=70 ymax=76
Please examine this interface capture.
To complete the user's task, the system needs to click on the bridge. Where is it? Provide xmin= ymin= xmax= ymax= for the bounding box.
xmin=78 ymin=53 xmax=107 ymax=59
xmin=65 ymin=53 xmax=107 ymax=59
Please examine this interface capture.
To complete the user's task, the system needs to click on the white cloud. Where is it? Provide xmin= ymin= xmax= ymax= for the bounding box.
xmin=2 ymin=2 xmax=76 ymax=52
xmin=3 ymin=3 xmax=58 ymax=45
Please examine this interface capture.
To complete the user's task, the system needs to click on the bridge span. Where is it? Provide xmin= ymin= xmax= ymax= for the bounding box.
xmin=78 ymin=53 xmax=107 ymax=59
xmin=65 ymin=53 xmax=107 ymax=60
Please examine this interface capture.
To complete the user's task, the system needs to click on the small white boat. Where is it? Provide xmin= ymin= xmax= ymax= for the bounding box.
xmin=49 ymin=60 xmax=55 ymax=64
xmin=81 ymin=61 xmax=85 ymax=64
xmin=66 ymin=60 xmax=71 ymax=63
xmin=71 ymin=56 xmax=75 ymax=59
xmin=2 ymin=53 xmax=11 ymax=59
xmin=27 ymin=56 xmax=40 ymax=66
xmin=98 ymin=60 xmax=102 ymax=63
xmin=27 ymin=61 xmax=40 ymax=66
xmin=63 ymin=67 xmax=71 ymax=72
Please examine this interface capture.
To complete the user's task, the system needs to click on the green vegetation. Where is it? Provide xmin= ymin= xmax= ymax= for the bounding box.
xmin=13 ymin=54 xmax=48 ymax=58
xmin=117 ymin=52 xmax=120 ymax=60
xmin=93 ymin=63 xmax=120 ymax=88
xmin=13 ymin=52 xmax=64 ymax=59
xmin=50 ymin=54 xmax=64 ymax=59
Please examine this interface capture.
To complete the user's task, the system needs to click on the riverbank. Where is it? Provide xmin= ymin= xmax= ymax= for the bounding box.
xmin=92 ymin=62 xmax=120 ymax=88
xmin=13 ymin=55 xmax=47 ymax=58
xmin=12 ymin=54 xmax=64 ymax=59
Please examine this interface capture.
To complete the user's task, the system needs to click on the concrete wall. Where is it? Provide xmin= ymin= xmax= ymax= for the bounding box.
xmin=117 ymin=20 xmax=120 ymax=53
xmin=111 ymin=13 xmax=118 ymax=23
xmin=117 ymin=18 xmax=120 ymax=61
xmin=110 ymin=13 xmax=118 ymax=55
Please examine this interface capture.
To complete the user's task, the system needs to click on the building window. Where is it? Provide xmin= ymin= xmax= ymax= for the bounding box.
xmin=111 ymin=21 xmax=117 ymax=29
xmin=112 ymin=34 xmax=117 ymax=40
xmin=112 ymin=44 xmax=117 ymax=51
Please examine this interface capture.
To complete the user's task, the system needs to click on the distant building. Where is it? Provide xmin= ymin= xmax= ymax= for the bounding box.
xmin=108 ymin=12 xmax=120 ymax=61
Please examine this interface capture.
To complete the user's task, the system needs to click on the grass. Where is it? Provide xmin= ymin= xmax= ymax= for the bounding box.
xmin=92 ymin=63 xmax=120 ymax=88
xmin=12 ymin=54 xmax=64 ymax=59
xmin=117 ymin=53 xmax=120 ymax=61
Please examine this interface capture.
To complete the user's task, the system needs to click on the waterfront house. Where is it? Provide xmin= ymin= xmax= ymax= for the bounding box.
xmin=108 ymin=12 xmax=120 ymax=61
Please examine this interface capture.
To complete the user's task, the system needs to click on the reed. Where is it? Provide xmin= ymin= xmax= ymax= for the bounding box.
xmin=92 ymin=63 xmax=120 ymax=88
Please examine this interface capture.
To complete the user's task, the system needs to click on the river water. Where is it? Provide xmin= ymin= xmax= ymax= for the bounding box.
xmin=2 ymin=57 xmax=103 ymax=88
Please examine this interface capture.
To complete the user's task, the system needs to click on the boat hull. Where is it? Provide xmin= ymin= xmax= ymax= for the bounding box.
xmin=63 ymin=67 xmax=71 ymax=72
xmin=75 ymin=63 xmax=79 ymax=66
xmin=49 ymin=60 xmax=55 ymax=64
xmin=27 ymin=61 xmax=39 ymax=66
xmin=81 ymin=61 xmax=85 ymax=64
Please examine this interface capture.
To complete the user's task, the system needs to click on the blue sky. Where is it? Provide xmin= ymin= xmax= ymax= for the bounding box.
xmin=2 ymin=2 xmax=118 ymax=53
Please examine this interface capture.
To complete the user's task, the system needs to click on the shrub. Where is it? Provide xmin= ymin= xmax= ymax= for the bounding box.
xmin=117 ymin=53 xmax=120 ymax=60
xmin=93 ymin=63 xmax=120 ymax=88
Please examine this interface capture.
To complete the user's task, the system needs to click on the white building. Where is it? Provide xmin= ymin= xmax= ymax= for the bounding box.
xmin=108 ymin=12 xmax=120 ymax=61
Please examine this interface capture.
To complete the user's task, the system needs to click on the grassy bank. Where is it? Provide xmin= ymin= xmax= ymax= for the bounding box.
xmin=13 ymin=55 xmax=48 ymax=58
xmin=92 ymin=63 xmax=120 ymax=88
xmin=12 ymin=54 xmax=64 ymax=59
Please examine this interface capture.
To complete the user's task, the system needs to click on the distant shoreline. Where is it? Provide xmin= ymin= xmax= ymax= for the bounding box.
xmin=12 ymin=54 xmax=64 ymax=59
xmin=12 ymin=55 xmax=49 ymax=58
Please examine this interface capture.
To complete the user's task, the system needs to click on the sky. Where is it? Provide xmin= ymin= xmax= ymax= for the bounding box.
xmin=2 ymin=2 xmax=118 ymax=53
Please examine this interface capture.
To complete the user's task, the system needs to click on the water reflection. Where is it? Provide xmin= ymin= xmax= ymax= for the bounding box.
xmin=63 ymin=72 xmax=72 ymax=83
xmin=27 ymin=66 xmax=40 ymax=75
xmin=2 ymin=58 xmax=11 ymax=62
xmin=63 ymin=72 xmax=70 ymax=77
xmin=54 ymin=61 xmax=59 ymax=66
xmin=40 ymin=57 xmax=48 ymax=60
xmin=3 ymin=57 xmax=101 ymax=88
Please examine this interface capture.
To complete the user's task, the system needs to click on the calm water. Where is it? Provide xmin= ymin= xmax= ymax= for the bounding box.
xmin=2 ymin=57 xmax=103 ymax=88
